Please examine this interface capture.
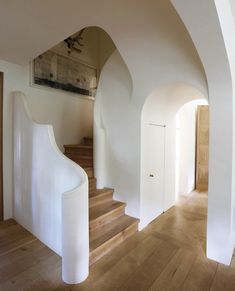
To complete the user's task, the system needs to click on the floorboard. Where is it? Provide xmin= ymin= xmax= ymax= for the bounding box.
xmin=1 ymin=192 xmax=235 ymax=291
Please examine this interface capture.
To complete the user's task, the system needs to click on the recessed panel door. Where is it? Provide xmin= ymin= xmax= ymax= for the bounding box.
xmin=141 ymin=124 xmax=165 ymax=228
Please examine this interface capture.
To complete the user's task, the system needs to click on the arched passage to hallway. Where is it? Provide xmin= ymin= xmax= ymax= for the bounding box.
xmin=140 ymin=84 xmax=208 ymax=229
xmin=0 ymin=0 xmax=231 ymax=271
xmin=175 ymin=99 xmax=209 ymax=197
xmin=171 ymin=0 xmax=235 ymax=266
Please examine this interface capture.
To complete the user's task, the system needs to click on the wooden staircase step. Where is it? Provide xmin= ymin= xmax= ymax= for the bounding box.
xmin=90 ymin=215 xmax=139 ymax=265
xmin=84 ymin=167 xmax=94 ymax=178
xmin=89 ymin=188 xmax=113 ymax=207
xmin=89 ymin=201 xmax=125 ymax=231
xmin=63 ymin=137 xmax=139 ymax=266
xmin=65 ymin=154 xmax=93 ymax=167
xmin=84 ymin=137 xmax=93 ymax=146
xmin=64 ymin=144 xmax=93 ymax=156
xmin=89 ymin=177 xmax=96 ymax=192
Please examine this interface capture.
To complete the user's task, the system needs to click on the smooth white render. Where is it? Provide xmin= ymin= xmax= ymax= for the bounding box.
xmin=0 ymin=59 xmax=93 ymax=220
xmin=172 ymin=0 xmax=235 ymax=265
xmin=0 ymin=0 xmax=235 ymax=268
xmin=13 ymin=92 xmax=89 ymax=284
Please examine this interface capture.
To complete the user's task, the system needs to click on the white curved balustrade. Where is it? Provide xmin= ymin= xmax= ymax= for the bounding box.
xmin=13 ymin=91 xmax=89 ymax=284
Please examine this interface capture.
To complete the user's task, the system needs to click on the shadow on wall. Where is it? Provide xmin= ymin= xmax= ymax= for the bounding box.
xmin=94 ymin=50 xmax=135 ymax=215
xmin=140 ymin=83 xmax=208 ymax=229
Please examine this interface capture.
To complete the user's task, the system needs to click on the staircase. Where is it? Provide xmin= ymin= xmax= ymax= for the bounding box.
xmin=64 ymin=137 xmax=139 ymax=265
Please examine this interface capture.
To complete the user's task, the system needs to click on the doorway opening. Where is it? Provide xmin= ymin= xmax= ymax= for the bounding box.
xmin=140 ymin=84 xmax=208 ymax=230
xmin=175 ymin=100 xmax=209 ymax=199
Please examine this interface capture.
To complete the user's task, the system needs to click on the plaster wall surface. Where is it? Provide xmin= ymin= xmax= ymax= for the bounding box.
xmin=0 ymin=59 xmax=93 ymax=219
xmin=0 ymin=27 xmax=114 ymax=219
xmin=0 ymin=0 xmax=234 ymax=266
xmin=172 ymin=0 xmax=235 ymax=265
xmin=13 ymin=92 xmax=89 ymax=284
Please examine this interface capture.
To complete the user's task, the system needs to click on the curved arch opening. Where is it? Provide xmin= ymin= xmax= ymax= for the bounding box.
xmin=140 ymin=83 xmax=208 ymax=229
xmin=175 ymin=99 xmax=208 ymax=199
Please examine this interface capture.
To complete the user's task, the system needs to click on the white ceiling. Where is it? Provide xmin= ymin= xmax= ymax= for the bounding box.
xmin=0 ymin=0 xmax=109 ymax=64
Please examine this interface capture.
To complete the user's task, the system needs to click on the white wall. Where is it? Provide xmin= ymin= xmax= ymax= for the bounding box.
xmin=0 ymin=0 xmax=234 ymax=267
xmin=0 ymin=60 xmax=93 ymax=219
xmin=176 ymin=100 xmax=208 ymax=196
xmin=13 ymin=92 xmax=89 ymax=284
xmin=219 ymin=0 xmax=235 ymax=260
xmin=95 ymin=0 xmax=209 ymax=220
xmin=94 ymin=50 xmax=136 ymax=213
xmin=1 ymin=27 xmax=115 ymax=220
xmin=172 ymin=0 xmax=235 ymax=265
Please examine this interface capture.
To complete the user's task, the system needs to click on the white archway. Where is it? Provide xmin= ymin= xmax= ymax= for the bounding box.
xmin=172 ymin=0 xmax=235 ymax=266
xmin=140 ymin=83 xmax=208 ymax=229
xmin=175 ymin=99 xmax=208 ymax=198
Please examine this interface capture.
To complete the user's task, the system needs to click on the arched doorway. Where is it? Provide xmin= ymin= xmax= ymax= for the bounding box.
xmin=175 ymin=99 xmax=209 ymax=198
xmin=140 ymin=84 xmax=208 ymax=229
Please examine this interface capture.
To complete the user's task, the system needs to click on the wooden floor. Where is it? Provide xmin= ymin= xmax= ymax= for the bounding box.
xmin=1 ymin=192 xmax=235 ymax=291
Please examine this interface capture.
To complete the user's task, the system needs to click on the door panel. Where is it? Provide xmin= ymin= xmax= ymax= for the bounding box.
xmin=141 ymin=124 xmax=165 ymax=228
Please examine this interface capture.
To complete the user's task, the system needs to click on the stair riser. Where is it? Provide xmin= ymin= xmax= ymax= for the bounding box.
xmin=89 ymin=180 xmax=96 ymax=192
xmin=89 ymin=193 xmax=113 ymax=208
xmin=84 ymin=138 xmax=93 ymax=146
xmin=89 ymin=222 xmax=138 ymax=265
xmin=84 ymin=168 xmax=94 ymax=178
xmin=65 ymin=147 xmax=93 ymax=157
xmin=89 ymin=206 xmax=125 ymax=232
xmin=65 ymin=154 xmax=93 ymax=167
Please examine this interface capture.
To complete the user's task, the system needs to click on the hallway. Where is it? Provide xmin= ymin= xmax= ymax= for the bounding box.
xmin=0 ymin=192 xmax=235 ymax=290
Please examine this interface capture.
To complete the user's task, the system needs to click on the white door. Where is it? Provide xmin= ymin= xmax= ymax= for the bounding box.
xmin=141 ymin=123 xmax=165 ymax=228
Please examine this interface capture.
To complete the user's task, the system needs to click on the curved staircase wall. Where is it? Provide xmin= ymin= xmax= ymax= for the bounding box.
xmin=13 ymin=91 xmax=89 ymax=284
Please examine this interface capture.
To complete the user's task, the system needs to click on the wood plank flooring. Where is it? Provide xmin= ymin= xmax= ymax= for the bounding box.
xmin=1 ymin=192 xmax=235 ymax=290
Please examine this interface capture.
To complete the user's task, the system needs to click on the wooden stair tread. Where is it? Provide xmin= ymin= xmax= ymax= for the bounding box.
xmin=89 ymin=200 xmax=125 ymax=222
xmin=64 ymin=136 xmax=139 ymax=265
xmin=90 ymin=215 xmax=138 ymax=251
xmin=89 ymin=188 xmax=113 ymax=207
xmin=89 ymin=188 xmax=113 ymax=198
